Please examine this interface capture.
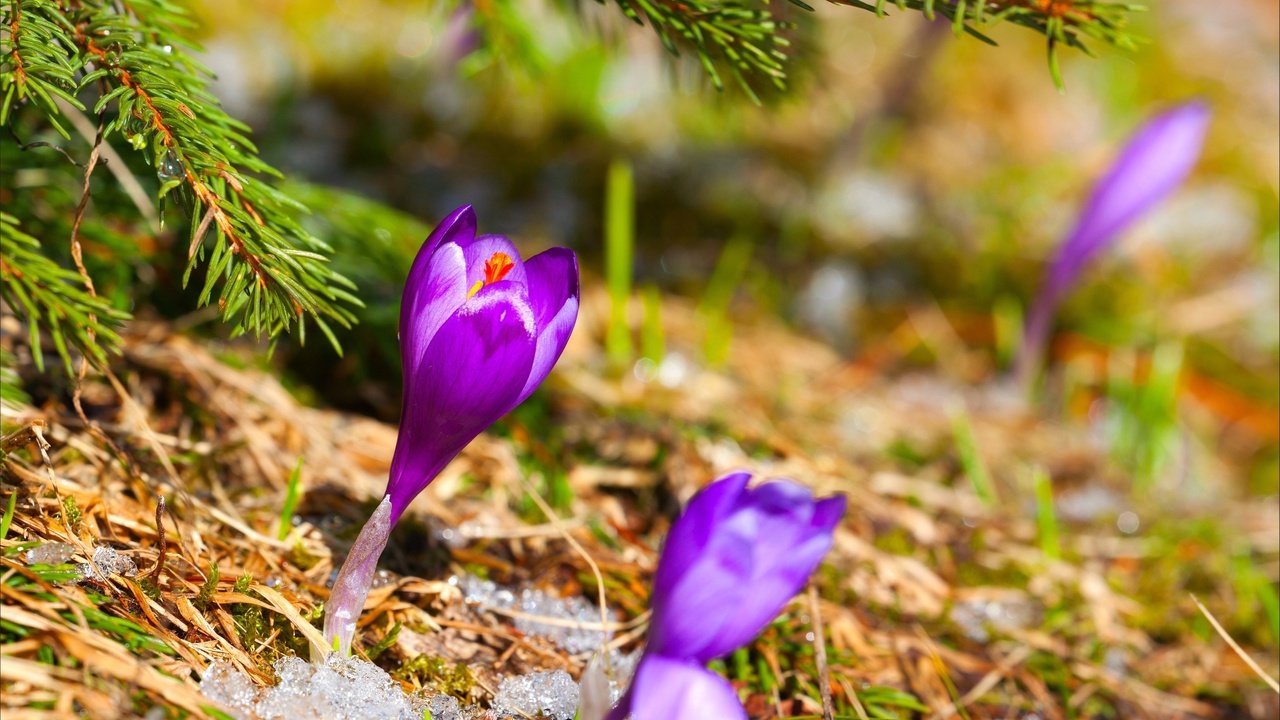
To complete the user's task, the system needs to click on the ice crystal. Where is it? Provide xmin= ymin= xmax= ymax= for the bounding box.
xmin=78 ymin=546 xmax=137 ymax=581
xmin=24 ymin=542 xmax=75 ymax=565
xmin=200 ymin=654 xmax=425 ymax=720
xmin=457 ymin=575 xmax=611 ymax=655
xmin=493 ymin=670 xmax=578 ymax=720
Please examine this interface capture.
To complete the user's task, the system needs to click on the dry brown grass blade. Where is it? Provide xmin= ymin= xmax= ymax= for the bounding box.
xmin=251 ymin=583 xmax=329 ymax=658
xmin=57 ymin=629 xmax=211 ymax=717
xmin=2 ymin=292 xmax=1275 ymax=719
xmin=809 ymin=583 xmax=835 ymax=720
xmin=513 ymin=471 xmax=614 ymax=668
xmin=1192 ymin=594 xmax=1280 ymax=694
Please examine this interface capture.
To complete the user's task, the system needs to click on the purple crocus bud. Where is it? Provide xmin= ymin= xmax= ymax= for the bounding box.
xmin=648 ymin=473 xmax=846 ymax=661
xmin=1019 ymin=102 xmax=1210 ymax=384
xmin=609 ymin=655 xmax=747 ymax=720
xmin=321 ymin=206 xmax=578 ymax=657
xmin=442 ymin=1 xmax=481 ymax=64
xmin=390 ymin=205 xmax=580 ymax=523
xmin=603 ymin=472 xmax=846 ymax=719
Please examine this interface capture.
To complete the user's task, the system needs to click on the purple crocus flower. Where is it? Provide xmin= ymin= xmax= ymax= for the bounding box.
xmin=322 ymin=205 xmax=579 ymax=657
xmin=606 ymin=472 xmax=846 ymax=719
xmin=390 ymin=205 xmax=580 ymax=522
xmin=1018 ymin=102 xmax=1210 ymax=385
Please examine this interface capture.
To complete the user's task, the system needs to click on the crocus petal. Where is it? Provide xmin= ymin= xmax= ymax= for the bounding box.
xmin=708 ymin=496 xmax=845 ymax=658
xmin=1060 ymin=101 xmax=1210 ymax=282
xmin=388 ymin=283 xmax=536 ymax=520
xmin=400 ymin=206 xmax=476 ymax=349
xmin=401 ymin=242 xmax=468 ymax=377
xmin=647 ymin=475 xmax=845 ymax=662
xmin=460 ymin=233 xmax=529 ymax=290
xmin=519 ymin=296 xmax=578 ymax=401
xmin=522 ymin=248 xmax=580 ymax=327
xmin=516 ymin=248 xmax=581 ymax=401
xmin=649 ymin=512 xmax=755 ymax=660
xmin=736 ymin=481 xmax=822 ymax=573
xmin=614 ymin=656 xmax=747 ymax=720
xmin=651 ymin=472 xmax=752 ymax=602
xmin=1019 ymin=102 xmax=1210 ymax=385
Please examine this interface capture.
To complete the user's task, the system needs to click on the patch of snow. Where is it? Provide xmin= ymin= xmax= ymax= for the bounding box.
xmin=200 ymin=654 xmax=424 ymax=720
xmin=24 ymin=542 xmax=76 ymax=565
xmin=493 ymin=670 xmax=578 ymax=720
xmin=457 ymin=575 xmax=611 ymax=655
xmin=79 ymin=546 xmax=137 ymax=581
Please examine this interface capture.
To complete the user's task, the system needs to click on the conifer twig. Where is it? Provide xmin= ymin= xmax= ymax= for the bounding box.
xmin=829 ymin=0 xmax=1142 ymax=88
xmin=1 ymin=0 xmax=360 ymax=362
xmin=597 ymin=0 xmax=1141 ymax=94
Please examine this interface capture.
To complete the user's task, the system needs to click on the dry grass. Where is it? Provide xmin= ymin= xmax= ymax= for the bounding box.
xmin=1 ymin=289 xmax=1276 ymax=719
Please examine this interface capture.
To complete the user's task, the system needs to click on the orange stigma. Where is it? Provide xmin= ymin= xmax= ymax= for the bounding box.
xmin=468 ymin=251 xmax=516 ymax=298
xmin=484 ymin=252 xmax=515 ymax=284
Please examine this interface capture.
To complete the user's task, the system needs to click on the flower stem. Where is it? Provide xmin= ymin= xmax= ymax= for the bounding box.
xmin=319 ymin=495 xmax=393 ymax=660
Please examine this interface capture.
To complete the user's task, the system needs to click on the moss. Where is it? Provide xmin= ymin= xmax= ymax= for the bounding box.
xmin=194 ymin=562 xmax=219 ymax=611
xmin=232 ymin=604 xmax=267 ymax=653
xmin=137 ymin=577 xmax=162 ymax=600
xmin=393 ymin=655 xmax=475 ymax=699
xmin=287 ymin=542 xmax=320 ymax=571
xmin=61 ymin=496 xmax=82 ymax=532
xmin=871 ymin=526 xmax=915 ymax=556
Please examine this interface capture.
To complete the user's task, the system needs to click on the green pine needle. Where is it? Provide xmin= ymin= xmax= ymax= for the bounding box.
xmin=1 ymin=0 xmax=360 ymax=364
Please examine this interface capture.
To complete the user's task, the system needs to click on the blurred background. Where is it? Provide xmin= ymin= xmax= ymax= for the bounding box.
xmin=177 ymin=0 xmax=1277 ymax=492
xmin=3 ymin=1 xmax=1279 ymax=714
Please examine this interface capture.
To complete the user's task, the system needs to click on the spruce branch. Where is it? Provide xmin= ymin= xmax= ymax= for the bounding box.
xmin=830 ymin=0 xmax=1142 ymax=88
xmin=1 ymin=0 xmax=360 ymax=356
xmin=0 ymin=347 xmax=29 ymax=410
xmin=0 ymin=212 xmax=126 ymax=376
xmin=601 ymin=0 xmax=794 ymax=101
xmin=1 ymin=0 xmax=83 ymax=137
xmin=597 ymin=0 xmax=1140 ymax=94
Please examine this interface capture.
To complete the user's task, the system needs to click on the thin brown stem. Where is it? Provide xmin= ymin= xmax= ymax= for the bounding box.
xmin=808 ymin=583 xmax=835 ymax=720
xmin=145 ymin=496 xmax=168 ymax=582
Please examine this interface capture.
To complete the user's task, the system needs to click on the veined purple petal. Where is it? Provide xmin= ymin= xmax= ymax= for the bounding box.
xmin=521 ymin=296 xmax=578 ymax=401
xmin=610 ymin=656 xmax=746 ymax=720
xmin=517 ymin=248 xmax=581 ymax=401
xmin=709 ymin=496 xmax=844 ymax=658
xmin=401 ymin=242 xmax=468 ymax=378
xmin=523 ymin=248 xmax=580 ymax=327
xmin=1061 ymin=102 xmax=1210 ymax=277
xmin=737 ymin=481 xmax=822 ymax=573
xmin=651 ymin=472 xmax=751 ymax=602
xmin=388 ymin=283 xmax=537 ymax=521
xmin=400 ymin=206 xmax=476 ymax=351
xmin=648 ymin=510 xmax=756 ymax=660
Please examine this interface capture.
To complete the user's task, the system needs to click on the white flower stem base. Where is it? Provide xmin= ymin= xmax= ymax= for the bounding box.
xmin=318 ymin=495 xmax=393 ymax=660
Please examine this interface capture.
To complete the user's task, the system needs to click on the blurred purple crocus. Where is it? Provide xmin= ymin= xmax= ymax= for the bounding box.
xmin=606 ymin=472 xmax=846 ymax=720
xmin=1018 ymin=102 xmax=1210 ymax=385
xmin=321 ymin=205 xmax=579 ymax=657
